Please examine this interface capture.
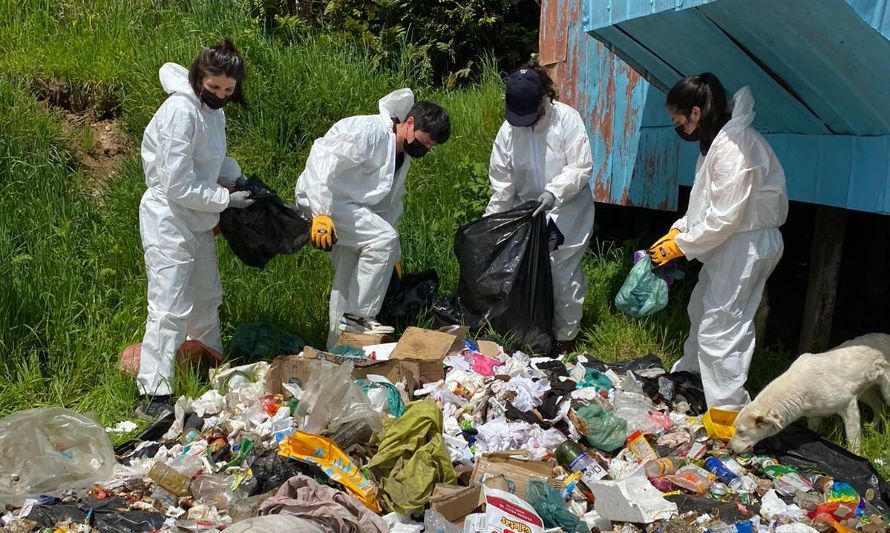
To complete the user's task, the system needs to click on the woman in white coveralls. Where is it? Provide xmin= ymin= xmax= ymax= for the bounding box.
xmin=137 ymin=39 xmax=255 ymax=418
xmin=649 ymin=73 xmax=788 ymax=410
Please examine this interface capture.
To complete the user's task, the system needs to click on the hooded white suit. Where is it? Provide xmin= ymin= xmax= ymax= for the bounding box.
xmin=296 ymin=89 xmax=415 ymax=348
xmin=138 ymin=63 xmax=241 ymax=396
xmin=670 ymin=87 xmax=788 ymax=410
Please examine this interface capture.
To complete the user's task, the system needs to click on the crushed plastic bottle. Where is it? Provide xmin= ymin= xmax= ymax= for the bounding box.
xmin=643 ymin=456 xmax=679 ymax=478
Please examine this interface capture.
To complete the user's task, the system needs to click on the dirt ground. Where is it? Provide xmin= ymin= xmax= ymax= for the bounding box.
xmin=30 ymin=77 xmax=132 ymax=201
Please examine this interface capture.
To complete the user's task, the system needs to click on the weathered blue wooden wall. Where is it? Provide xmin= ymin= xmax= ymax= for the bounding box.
xmin=540 ymin=0 xmax=678 ymax=210
xmin=541 ymin=0 xmax=890 ymax=214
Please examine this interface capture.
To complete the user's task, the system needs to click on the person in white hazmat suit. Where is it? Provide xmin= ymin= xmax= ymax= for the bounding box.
xmin=485 ymin=63 xmax=594 ymax=356
xmin=137 ymin=39 xmax=255 ymax=418
xmin=296 ymin=91 xmax=451 ymax=349
xmin=649 ymin=73 xmax=788 ymax=410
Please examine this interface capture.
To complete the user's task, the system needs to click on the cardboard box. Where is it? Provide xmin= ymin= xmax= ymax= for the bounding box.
xmin=265 ymin=347 xmax=445 ymax=396
xmin=430 ymin=477 xmax=509 ymax=527
xmin=470 ymin=451 xmax=559 ymax=498
xmin=390 ymin=326 xmax=468 ymax=361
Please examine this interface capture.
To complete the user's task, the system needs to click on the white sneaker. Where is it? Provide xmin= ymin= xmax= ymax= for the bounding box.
xmin=338 ymin=313 xmax=395 ymax=335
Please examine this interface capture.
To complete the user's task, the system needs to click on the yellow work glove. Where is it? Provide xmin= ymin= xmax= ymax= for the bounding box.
xmin=394 ymin=260 xmax=403 ymax=279
xmin=648 ymin=228 xmax=684 ymax=266
xmin=310 ymin=215 xmax=338 ymax=252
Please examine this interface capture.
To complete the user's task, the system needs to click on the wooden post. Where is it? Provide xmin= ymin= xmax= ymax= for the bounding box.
xmin=798 ymin=206 xmax=847 ymax=354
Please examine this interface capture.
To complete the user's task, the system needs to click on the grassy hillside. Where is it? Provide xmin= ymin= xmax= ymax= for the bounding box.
xmin=0 ymin=0 xmax=886 ymax=472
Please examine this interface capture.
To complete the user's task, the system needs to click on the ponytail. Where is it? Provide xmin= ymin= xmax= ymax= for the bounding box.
xmin=666 ymin=72 xmax=730 ymax=155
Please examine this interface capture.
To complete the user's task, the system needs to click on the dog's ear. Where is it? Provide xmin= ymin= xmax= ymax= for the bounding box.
xmin=754 ymin=413 xmax=781 ymax=430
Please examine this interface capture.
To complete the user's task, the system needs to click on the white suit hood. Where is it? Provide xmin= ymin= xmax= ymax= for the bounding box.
xmin=379 ymin=88 xmax=414 ymax=124
xmin=673 ymin=87 xmax=788 ymax=261
xmin=728 ymin=86 xmax=756 ymax=128
xmin=159 ymin=63 xmax=199 ymax=102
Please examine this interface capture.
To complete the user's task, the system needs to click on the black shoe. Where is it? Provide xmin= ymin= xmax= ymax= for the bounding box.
xmin=135 ymin=395 xmax=174 ymax=420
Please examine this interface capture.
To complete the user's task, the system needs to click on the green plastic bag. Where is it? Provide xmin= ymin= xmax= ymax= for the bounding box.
xmin=578 ymin=367 xmax=612 ymax=391
xmin=230 ymin=322 xmax=304 ymax=360
xmin=574 ymin=403 xmax=627 ymax=452
xmin=615 ymin=252 xmax=672 ymax=317
xmin=367 ymin=399 xmax=456 ymax=514
xmin=525 ymin=479 xmax=590 ymax=533
xmin=357 ymin=379 xmax=405 ymax=418
xmin=330 ymin=343 xmax=366 ymax=360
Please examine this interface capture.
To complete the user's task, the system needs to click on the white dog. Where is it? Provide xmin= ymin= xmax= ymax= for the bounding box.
xmin=729 ymin=333 xmax=890 ymax=454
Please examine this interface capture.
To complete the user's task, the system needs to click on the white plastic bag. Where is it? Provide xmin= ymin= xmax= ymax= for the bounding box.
xmin=295 ymin=360 xmax=382 ymax=437
xmin=482 ymin=486 xmax=545 ymax=533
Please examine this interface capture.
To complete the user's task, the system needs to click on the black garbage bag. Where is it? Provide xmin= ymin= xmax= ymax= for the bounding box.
xmin=640 ymin=371 xmax=708 ymax=416
xmin=665 ymin=494 xmax=752 ymax=525
xmin=378 ymin=268 xmax=440 ymax=329
xmin=114 ymin=412 xmax=175 ymax=459
xmin=27 ymin=497 xmax=166 ymax=533
xmin=585 ymin=354 xmax=665 ymax=374
xmin=249 ymin=449 xmax=326 ymax=495
xmin=755 ymin=423 xmax=890 ymax=515
xmin=219 ymin=176 xmax=311 ymax=268
xmin=434 ymin=201 xmax=560 ymax=354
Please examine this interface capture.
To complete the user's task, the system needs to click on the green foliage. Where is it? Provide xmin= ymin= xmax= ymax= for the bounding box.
xmin=255 ymin=0 xmax=540 ymax=87
xmin=450 ymin=157 xmax=491 ymax=227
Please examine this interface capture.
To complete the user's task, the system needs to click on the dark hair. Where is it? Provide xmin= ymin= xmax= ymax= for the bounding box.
xmin=189 ymin=37 xmax=248 ymax=108
xmin=408 ymin=101 xmax=451 ymax=144
xmin=519 ymin=61 xmax=558 ymax=102
xmin=666 ymin=72 xmax=730 ymax=155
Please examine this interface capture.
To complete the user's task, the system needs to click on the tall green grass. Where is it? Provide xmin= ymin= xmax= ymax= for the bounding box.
xmin=0 ymin=0 xmax=886 ymax=475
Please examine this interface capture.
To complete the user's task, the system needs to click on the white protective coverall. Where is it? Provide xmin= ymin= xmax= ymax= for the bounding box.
xmin=138 ymin=63 xmax=242 ymax=396
xmin=670 ymin=87 xmax=788 ymax=410
xmin=296 ymin=89 xmax=415 ymax=348
xmin=486 ymin=100 xmax=594 ymax=342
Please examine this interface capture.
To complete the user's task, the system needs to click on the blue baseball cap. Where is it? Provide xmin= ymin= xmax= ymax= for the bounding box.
xmin=505 ymin=68 xmax=544 ymax=127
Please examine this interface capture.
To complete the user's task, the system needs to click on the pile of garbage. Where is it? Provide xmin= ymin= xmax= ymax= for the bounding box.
xmin=2 ymin=326 xmax=889 ymax=533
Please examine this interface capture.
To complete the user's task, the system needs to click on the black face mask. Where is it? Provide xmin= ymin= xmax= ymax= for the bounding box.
xmin=675 ymin=122 xmax=700 ymax=142
xmin=200 ymin=89 xmax=228 ymax=110
xmin=403 ymin=126 xmax=430 ymax=158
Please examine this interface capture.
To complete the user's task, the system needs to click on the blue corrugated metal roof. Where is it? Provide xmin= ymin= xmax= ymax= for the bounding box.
xmin=587 ymin=0 xmax=890 ymax=135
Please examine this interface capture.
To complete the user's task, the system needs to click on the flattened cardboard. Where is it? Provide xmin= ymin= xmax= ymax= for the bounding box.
xmin=430 ymin=477 xmax=509 ymax=527
xmin=391 ymin=327 xmax=460 ymax=361
xmin=265 ymin=348 xmax=444 ymax=396
xmin=477 ymin=340 xmax=501 ymax=359
xmin=440 ymin=325 xmax=471 ymax=355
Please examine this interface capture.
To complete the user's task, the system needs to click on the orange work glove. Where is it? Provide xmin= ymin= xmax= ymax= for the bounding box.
xmin=310 ymin=215 xmax=338 ymax=252
xmin=648 ymin=228 xmax=684 ymax=266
